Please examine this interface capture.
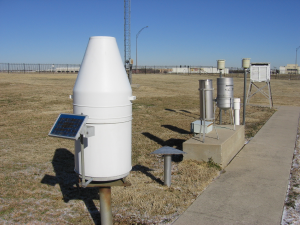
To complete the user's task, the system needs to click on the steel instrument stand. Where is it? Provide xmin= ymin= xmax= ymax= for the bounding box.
xmin=216 ymin=98 xmax=235 ymax=130
xmin=246 ymin=80 xmax=273 ymax=108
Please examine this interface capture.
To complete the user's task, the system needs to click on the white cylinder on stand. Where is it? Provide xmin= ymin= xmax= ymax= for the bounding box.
xmin=73 ymin=36 xmax=135 ymax=181
xmin=217 ymin=60 xmax=226 ymax=70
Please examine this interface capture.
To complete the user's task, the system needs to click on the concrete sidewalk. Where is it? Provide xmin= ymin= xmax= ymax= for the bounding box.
xmin=173 ymin=106 xmax=300 ymax=225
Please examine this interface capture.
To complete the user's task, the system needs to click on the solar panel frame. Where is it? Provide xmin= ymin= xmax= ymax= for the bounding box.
xmin=48 ymin=113 xmax=89 ymax=140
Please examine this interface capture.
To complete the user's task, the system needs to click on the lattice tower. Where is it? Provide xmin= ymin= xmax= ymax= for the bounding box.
xmin=124 ymin=0 xmax=131 ymax=69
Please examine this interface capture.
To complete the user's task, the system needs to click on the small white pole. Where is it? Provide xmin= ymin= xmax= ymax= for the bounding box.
xmin=234 ymin=98 xmax=240 ymax=126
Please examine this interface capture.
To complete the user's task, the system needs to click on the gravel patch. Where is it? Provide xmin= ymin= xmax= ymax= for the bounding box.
xmin=282 ymin=116 xmax=300 ymax=225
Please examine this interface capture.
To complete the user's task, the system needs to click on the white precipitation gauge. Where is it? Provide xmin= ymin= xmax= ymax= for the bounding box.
xmin=49 ymin=36 xmax=134 ymax=225
xmin=73 ymin=36 xmax=136 ymax=182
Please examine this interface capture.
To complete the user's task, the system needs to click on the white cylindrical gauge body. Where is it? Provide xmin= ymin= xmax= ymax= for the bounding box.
xmin=242 ymin=58 xmax=251 ymax=69
xmin=217 ymin=60 xmax=226 ymax=70
xmin=73 ymin=36 xmax=134 ymax=181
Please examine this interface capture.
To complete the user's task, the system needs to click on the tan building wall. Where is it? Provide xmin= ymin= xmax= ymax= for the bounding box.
xmin=280 ymin=64 xmax=299 ymax=74
xmin=286 ymin=64 xmax=299 ymax=74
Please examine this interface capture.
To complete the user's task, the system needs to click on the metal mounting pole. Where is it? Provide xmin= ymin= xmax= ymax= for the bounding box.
xmin=129 ymin=62 xmax=132 ymax=84
xmin=151 ymin=147 xmax=186 ymax=187
xmin=232 ymin=104 xmax=235 ymax=130
xmin=296 ymin=46 xmax=300 ymax=75
xmin=213 ymin=100 xmax=219 ymax=140
xmin=80 ymin=134 xmax=85 ymax=187
xmin=202 ymin=88 xmax=206 ymax=142
xmin=243 ymin=68 xmax=247 ymax=125
xmin=219 ymin=70 xmax=222 ymax=125
xmin=99 ymin=187 xmax=113 ymax=225
xmin=199 ymin=88 xmax=206 ymax=142
xmin=164 ymin=155 xmax=172 ymax=187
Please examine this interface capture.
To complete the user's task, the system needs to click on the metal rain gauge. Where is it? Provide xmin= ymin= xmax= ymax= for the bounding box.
xmin=216 ymin=77 xmax=235 ymax=128
xmin=242 ymin=58 xmax=250 ymax=125
xmin=197 ymin=79 xmax=219 ymax=142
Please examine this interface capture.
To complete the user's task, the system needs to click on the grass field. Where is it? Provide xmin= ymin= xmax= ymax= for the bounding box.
xmin=0 ymin=73 xmax=299 ymax=224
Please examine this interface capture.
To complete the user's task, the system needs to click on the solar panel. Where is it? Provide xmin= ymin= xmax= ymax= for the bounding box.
xmin=48 ymin=114 xmax=88 ymax=140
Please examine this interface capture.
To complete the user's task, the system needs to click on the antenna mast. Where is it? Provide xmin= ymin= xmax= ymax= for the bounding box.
xmin=124 ymin=0 xmax=132 ymax=83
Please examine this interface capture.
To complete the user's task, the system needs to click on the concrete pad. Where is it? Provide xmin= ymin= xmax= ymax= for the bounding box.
xmin=183 ymin=125 xmax=244 ymax=168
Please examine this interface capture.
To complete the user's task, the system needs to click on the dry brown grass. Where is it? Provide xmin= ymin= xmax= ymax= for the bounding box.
xmin=0 ymin=73 xmax=299 ymax=224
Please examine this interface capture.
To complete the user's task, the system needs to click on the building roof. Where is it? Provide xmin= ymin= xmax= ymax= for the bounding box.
xmin=251 ymin=62 xmax=270 ymax=66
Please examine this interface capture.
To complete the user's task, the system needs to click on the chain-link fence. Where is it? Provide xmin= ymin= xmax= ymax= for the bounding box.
xmin=0 ymin=63 xmax=235 ymax=74
xmin=271 ymin=74 xmax=300 ymax=80
xmin=0 ymin=63 xmax=242 ymax=74
xmin=0 ymin=63 xmax=81 ymax=73
xmin=1 ymin=63 xmax=299 ymax=79
xmin=133 ymin=66 xmax=244 ymax=74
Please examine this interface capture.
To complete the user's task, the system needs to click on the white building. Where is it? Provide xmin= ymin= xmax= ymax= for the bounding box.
xmin=170 ymin=67 xmax=229 ymax=74
xmin=55 ymin=66 xmax=80 ymax=73
xmin=279 ymin=64 xmax=300 ymax=74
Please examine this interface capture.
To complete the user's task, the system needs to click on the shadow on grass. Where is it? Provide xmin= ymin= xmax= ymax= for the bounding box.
xmin=142 ymin=132 xmax=185 ymax=162
xmin=41 ymin=148 xmax=101 ymax=225
xmin=165 ymin=108 xmax=176 ymax=112
xmin=179 ymin=109 xmax=192 ymax=113
xmin=132 ymin=165 xmax=164 ymax=185
xmin=165 ymin=108 xmax=199 ymax=119
xmin=161 ymin=124 xmax=191 ymax=134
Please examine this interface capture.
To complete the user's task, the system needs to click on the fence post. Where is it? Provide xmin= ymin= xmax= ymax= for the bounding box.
xmin=8 ymin=63 xmax=9 ymax=73
xmin=24 ymin=63 xmax=25 ymax=73
xmin=39 ymin=64 xmax=40 ymax=73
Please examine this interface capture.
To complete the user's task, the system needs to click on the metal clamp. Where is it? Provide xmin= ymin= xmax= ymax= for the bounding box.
xmin=79 ymin=125 xmax=95 ymax=188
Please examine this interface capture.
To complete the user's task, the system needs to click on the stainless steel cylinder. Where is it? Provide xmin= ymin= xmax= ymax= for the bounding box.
xmin=199 ymin=79 xmax=214 ymax=120
xmin=217 ymin=77 xmax=234 ymax=109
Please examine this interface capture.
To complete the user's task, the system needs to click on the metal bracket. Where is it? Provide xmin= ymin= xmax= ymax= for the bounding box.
xmin=76 ymin=178 xmax=131 ymax=188
xmin=81 ymin=178 xmax=93 ymax=188
xmin=79 ymin=125 xmax=95 ymax=187
xmin=80 ymin=125 xmax=95 ymax=138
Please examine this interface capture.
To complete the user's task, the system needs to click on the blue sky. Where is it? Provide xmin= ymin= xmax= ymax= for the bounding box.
xmin=0 ymin=0 xmax=299 ymax=68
